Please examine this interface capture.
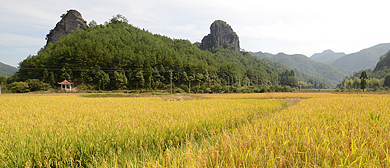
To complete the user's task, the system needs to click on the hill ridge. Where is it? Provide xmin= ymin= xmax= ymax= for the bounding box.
xmin=331 ymin=43 xmax=390 ymax=71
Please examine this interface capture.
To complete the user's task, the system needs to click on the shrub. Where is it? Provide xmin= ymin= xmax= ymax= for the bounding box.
xmin=179 ymin=84 xmax=189 ymax=93
xmin=8 ymin=82 xmax=30 ymax=93
xmin=77 ymin=83 xmax=95 ymax=90
xmin=210 ymin=84 xmax=223 ymax=93
xmin=25 ymin=79 xmax=51 ymax=92
xmin=174 ymin=87 xmax=185 ymax=93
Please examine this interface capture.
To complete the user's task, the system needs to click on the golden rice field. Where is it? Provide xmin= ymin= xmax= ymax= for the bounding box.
xmin=0 ymin=93 xmax=390 ymax=167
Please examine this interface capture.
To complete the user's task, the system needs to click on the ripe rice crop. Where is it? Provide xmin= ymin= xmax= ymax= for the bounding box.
xmin=160 ymin=94 xmax=390 ymax=167
xmin=0 ymin=94 xmax=285 ymax=167
xmin=203 ymin=92 xmax=389 ymax=99
xmin=2 ymin=93 xmax=390 ymax=167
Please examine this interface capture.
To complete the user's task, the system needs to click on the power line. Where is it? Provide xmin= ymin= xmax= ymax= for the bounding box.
xmin=18 ymin=66 xmax=206 ymax=73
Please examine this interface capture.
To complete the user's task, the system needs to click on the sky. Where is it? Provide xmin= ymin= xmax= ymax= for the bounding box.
xmin=1 ymin=0 xmax=390 ymax=67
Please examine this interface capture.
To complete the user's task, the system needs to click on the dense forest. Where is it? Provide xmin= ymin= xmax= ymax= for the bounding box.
xmin=6 ymin=15 xmax=298 ymax=93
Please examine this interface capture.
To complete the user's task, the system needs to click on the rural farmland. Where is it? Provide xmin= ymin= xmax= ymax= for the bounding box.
xmin=1 ymin=93 xmax=389 ymax=167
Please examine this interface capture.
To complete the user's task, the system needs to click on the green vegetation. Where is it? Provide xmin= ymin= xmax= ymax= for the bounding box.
xmin=338 ymin=49 xmax=390 ymax=91
xmin=331 ymin=43 xmax=390 ymax=71
xmin=310 ymin=49 xmax=346 ymax=64
xmin=8 ymin=15 xmax=298 ymax=93
xmin=0 ymin=62 xmax=18 ymax=78
xmin=7 ymin=82 xmax=30 ymax=93
xmin=262 ymin=58 xmax=330 ymax=89
xmin=251 ymin=51 xmax=351 ymax=87
xmin=360 ymin=71 xmax=368 ymax=91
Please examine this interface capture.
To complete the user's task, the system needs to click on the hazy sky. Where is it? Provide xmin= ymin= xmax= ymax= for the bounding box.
xmin=1 ymin=0 xmax=390 ymax=67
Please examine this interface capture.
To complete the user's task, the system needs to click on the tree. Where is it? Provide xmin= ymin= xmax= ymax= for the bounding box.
xmin=344 ymin=79 xmax=352 ymax=89
xmin=204 ymin=70 xmax=210 ymax=87
xmin=97 ymin=70 xmax=110 ymax=90
xmin=353 ymin=77 xmax=361 ymax=89
xmin=89 ymin=20 xmax=98 ymax=28
xmin=384 ymin=75 xmax=390 ymax=87
xmin=182 ymin=71 xmax=189 ymax=92
xmin=112 ymin=71 xmax=128 ymax=90
xmin=110 ymin=14 xmax=128 ymax=24
xmin=280 ymin=70 xmax=298 ymax=87
xmin=135 ymin=70 xmax=145 ymax=90
xmin=196 ymin=73 xmax=204 ymax=86
xmin=49 ymin=71 xmax=56 ymax=86
xmin=360 ymin=71 xmax=368 ymax=92
xmin=152 ymin=67 xmax=162 ymax=89
xmin=144 ymin=62 xmax=153 ymax=92
xmin=42 ymin=69 xmax=49 ymax=83
xmin=60 ymin=68 xmax=71 ymax=81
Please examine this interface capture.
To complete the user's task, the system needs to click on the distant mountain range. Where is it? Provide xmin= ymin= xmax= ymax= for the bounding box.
xmin=250 ymin=51 xmax=352 ymax=87
xmin=310 ymin=43 xmax=390 ymax=72
xmin=0 ymin=62 xmax=18 ymax=78
xmin=261 ymin=57 xmax=333 ymax=88
xmin=310 ymin=50 xmax=346 ymax=64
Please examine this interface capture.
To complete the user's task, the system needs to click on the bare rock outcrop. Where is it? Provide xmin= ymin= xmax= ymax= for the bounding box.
xmin=201 ymin=20 xmax=240 ymax=50
xmin=45 ymin=10 xmax=87 ymax=46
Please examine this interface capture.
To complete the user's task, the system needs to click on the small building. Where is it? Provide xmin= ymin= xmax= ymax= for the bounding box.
xmin=58 ymin=79 xmax=73 ymax=92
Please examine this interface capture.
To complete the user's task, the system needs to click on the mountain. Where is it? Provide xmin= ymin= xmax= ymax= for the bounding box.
xmin=310 ymin=50 xmax=346 ymax=64
xmin=331 ymin=43 xmax=390 ymax=71
xmin=373 ymin=50 xmax=390 ymax=72
xmin=0 ymin=62 xmax=18 ymax=77
xmin=200 ymin=20 xmax=240 ymax=51
xmin=250 ymin=51 xmax=352 ymax=87
xmin=46 ymin=9 xmax=88 ymax=46
xmin=261 ymin=58 xmax=333 ymax=88
xmin=15 ymin=15 xmax=283 ymax=91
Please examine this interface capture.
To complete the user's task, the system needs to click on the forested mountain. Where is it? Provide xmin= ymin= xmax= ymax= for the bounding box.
xmin=0 ymin=62 xmax=18 ymax=77
xmin=11 ymin=13 xmax=291 ymax=92
xmin=250 ymin=51 xmax=351 ymax=87
xmin=331 ymin=43 xmax=390 ymax=71
xmin=261 ymin=58 xmax=332 ymax=88
xmin=310 ymin=50 xmax=346 ymax=64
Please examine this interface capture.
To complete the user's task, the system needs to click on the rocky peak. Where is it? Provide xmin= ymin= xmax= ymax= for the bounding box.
xmin=201 ymin=20 xmax=240 ymax=50
xmin=45 ymin=9 xmax=87 ymax=46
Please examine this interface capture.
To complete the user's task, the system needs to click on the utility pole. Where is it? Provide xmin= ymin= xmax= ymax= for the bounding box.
xmin=0 ymin=83 xmax=2 ymax=94
xmin=169 ymin=69 xmax=173 ymax=94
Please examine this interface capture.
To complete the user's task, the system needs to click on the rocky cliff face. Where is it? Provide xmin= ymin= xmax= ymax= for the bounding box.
xmin=46 ymin=10 xmax=87 ymax=46
xmin=201 ymin=20 xmax=240 ymax=50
